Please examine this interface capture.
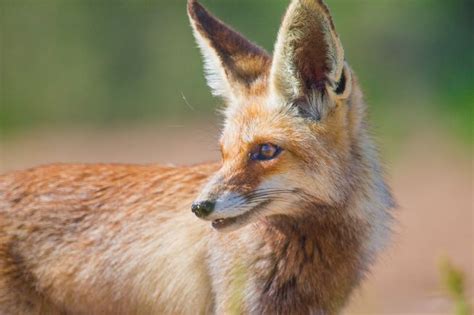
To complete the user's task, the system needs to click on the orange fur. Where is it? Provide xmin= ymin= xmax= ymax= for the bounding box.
xmin=0 ymin=1 xmax=394 ymax=314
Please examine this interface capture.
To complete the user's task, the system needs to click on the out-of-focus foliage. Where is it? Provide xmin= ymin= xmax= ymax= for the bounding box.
xmin=1 ymin=0 xmax=472 ymax=144
xmin=440 ymin=259 xmax=472 ymax=315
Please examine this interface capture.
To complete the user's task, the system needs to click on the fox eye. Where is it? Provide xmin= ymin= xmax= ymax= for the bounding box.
xmin=250 ymin=143 xmax=282 ymax=161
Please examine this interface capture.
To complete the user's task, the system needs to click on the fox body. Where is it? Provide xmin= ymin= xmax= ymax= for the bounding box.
xmin=0 ymin=0 xmax=394 ymax=314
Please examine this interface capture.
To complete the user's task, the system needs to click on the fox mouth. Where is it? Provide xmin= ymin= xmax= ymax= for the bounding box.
xmin=211 ymin=199 xmax=272 ymax=231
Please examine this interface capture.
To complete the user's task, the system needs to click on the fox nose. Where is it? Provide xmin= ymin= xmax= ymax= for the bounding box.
xmin=191 ymin=200 xmax=215 ymax=218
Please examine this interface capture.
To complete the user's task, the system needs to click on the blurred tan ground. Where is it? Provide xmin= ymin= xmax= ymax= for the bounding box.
xmin=0 ymin=121 xmax=472 ymax=314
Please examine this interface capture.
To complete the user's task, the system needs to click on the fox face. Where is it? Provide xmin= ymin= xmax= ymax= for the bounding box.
xmin=189 ymin=0 xmax=357 ymax=231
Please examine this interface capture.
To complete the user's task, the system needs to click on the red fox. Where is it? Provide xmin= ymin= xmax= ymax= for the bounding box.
xmin=0 ymin=0 xmax=394 ymax=314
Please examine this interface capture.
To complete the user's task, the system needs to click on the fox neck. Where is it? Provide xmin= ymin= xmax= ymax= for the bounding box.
xmin=256 ymin=210 xmax=368 ymax=314
xmin=211 ymin=205 xmax=371 ymax=314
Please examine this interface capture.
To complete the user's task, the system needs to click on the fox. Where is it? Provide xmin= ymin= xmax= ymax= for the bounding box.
xmin=0 ymin=0 xmax=394 ymax=314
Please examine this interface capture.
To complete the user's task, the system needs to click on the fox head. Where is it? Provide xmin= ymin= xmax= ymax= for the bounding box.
xmin=189 ymin=0 xmax=365 ymax=231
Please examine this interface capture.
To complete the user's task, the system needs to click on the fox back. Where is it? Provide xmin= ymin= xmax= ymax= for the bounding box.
xmin=0 ymin=0 xmax=394 ymax=314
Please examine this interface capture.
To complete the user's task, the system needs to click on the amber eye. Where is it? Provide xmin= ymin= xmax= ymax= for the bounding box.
xmin=250 ymin=143 xmax=282 ymax=161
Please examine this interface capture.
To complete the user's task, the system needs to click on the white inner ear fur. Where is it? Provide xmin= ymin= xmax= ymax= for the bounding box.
xmin=189 ymin=21 xmax=234 ymax=101
xmin=269 ymin=0 xmax=345 ymax=105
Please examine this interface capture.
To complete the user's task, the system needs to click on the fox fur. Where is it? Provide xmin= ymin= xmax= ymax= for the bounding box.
xmin=0 ymin=0 xmax=394 ymax=314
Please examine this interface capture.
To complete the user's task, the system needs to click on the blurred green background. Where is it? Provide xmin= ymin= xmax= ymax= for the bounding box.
xmin=1 ymin=0 xmax=472 ymax=145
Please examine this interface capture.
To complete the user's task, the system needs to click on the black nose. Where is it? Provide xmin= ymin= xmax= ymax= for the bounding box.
xmin=191 ymin=200 xmax=215 ymax=218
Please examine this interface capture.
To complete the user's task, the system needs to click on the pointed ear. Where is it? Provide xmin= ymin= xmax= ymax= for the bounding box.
xmin=270 ymin=0 xmax=351 ymax=120
xmin=187 ymin=0 xmax=271 ymax=101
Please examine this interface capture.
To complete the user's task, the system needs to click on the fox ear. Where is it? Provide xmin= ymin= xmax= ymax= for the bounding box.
xmin=270 ymin=0 xmax=350 ymax=120
xmin=188 ymin=0 xmax=271 ymax=101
